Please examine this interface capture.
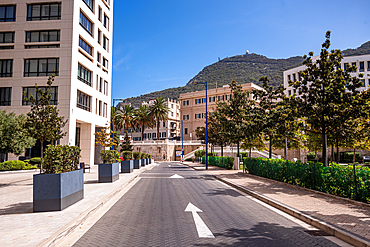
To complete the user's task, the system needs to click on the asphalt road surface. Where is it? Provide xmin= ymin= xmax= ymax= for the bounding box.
xmin=73 ymin=162 xmax=349 ymax=247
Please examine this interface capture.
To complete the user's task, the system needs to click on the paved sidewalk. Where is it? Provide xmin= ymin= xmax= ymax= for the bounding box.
xmin=0 ymin=162 xmax=157 ymax=247
xmin=183 ymin=162 xmax=370 ymax=247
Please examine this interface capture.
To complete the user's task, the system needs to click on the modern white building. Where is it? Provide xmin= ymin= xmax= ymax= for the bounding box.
xmin=284 ymin=54 xmax=370 ymax=96
xmin=0 ymin=0 xmax=113 ymax=165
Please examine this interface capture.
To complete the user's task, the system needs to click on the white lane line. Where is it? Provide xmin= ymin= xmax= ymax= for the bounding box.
xmin=185 ymin=202 xmax=215 ymax=238
xmin=170 ymin=174 xmax=184 ymax=178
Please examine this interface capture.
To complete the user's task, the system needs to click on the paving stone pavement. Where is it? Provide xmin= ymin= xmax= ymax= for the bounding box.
xmin=0 ymin=162 xmax=157 ymax=247
xmin=183 ymin=162 xmax=370 ymax=245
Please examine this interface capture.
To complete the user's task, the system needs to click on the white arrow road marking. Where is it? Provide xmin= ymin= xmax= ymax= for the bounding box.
xmin=170 ymin=174 xmax=183 ymax=178
xmin=185 ymin=202 xmax=215 ymax=238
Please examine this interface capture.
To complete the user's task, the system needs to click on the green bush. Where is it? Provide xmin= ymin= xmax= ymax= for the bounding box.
xmin=30 ymin=157 xmax=41 ymax=166
xmin=141 ymin=153 xmax=148 ymax=159
xmin=243 ymin=157 xmax=370 ymax=203
xmin=43 ymin=145 xmax=81 ymax=174
xmin=240 ymin=152 xmax=249 ymax=158
xmin=307 ymin=152 xmax=316 ymax=160
xmin=121 ymin=151 xmax=132 ymax=161
xmin=202 ymin=156 xmax=234 ymax=170
xmin=100 ymin=150 xmax=119 ymax=164
xmin=0 ymin=160 xmax=37 ymax=171
xmin=148 ymin=154 xmax=152 ymax=159
xmin=195 ymin=150 xmax=206 ymax=158
xmin=133 ymin=152 xmax=141 ymax=160
xmin=185 ymin=158 xmax=193 ymax=162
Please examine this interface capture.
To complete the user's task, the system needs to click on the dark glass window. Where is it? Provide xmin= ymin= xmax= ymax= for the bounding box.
xmin=103 ymin=58 xmax=108 ymax=69
xmin=103 ymin=35 xmax=108 ymax=50
xmin=98 ymin=29 xmax=101 ymax=44
xmin=98 ymin=7 xmax=102 ymax=21
xmin=0 ymin=46 xmax=14 ymax=50
xmin=0 ymin=32 xmax=14 ymax=43
xmin=103 ymin=14 xmax=109 ymax=29
xmin=79 ymin=12 xmax=93 ymax=35
xmin=0 ymin=5 xmax=16 ymax=22
xmin=27 ymin=3 xmax=61 ymax=21
xmin=184 ymin=128 xmax=188 ymax=135
xmin=77 ymin=90 xmax=91 ymax=111
xmin=0 ymin=87 xmax=11 ymax=106
xmin=25 ymin=44 xmax=60 ymax=49
xmin=82 ymin=0 xmax=93 ymax=10
xmin=368 ymin=61 xmax=370 ymax=71
xmin=78 ymin=64 xmax=92 ymax=86
xmin=22 ymin=86 xmax=58 ymax=105
xmin=359 ymin=61 xmax=364 ymax=72
xmin=24 ymin=58 xmax=59 ymax=77
xmin=26 ymin=30 xmax=60 ymax=42
xmin=0 ymin=59 xmax=13 ymax=77
xmin=78 ymin=37 xmax=92 ymax=55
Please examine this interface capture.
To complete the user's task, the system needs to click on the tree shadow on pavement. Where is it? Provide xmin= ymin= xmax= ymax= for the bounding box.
xmin=203 ymin=188 xmax=243 ymax=198
xmin=193 ymin=222 xmax=339 ymax=247
xmin=0 ymin=202 xmax=33 ymax=215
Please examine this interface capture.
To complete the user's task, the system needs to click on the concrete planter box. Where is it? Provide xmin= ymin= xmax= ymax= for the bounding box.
xmin=98 ymin=162 xmax=120 ymax=183
xmin=133 ymin=159 xmax=141 ymax=169
xmin=141 ymin=159 xmax=146 ymax=166
xmin=33 ymin=169 xmax=84 ymax=212
xmin=149 ymin=158 xmax=152 ymax=164
xmin=121 ymin=160 xmax=133 ymax=173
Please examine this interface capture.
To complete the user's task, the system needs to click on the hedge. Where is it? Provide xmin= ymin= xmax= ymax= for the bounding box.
xmin=243 ymin=157 xmax=370 ymax=203
xmin=202 ymin=156 xmax=234 ymax=170
xmin=0 ymin=160 xmax=37 ymax=171
xmin=44 ymin=145 xmax=81 ymax=173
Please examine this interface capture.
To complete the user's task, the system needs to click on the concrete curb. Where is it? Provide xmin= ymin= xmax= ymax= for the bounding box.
xmin=182 ymin=163 xmax=370 ymax=247
xmin=37 ymin=163 xmax=156 ymax=247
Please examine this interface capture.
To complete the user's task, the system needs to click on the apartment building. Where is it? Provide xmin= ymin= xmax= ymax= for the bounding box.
xmin=179 ymin=83 xmax=263 ymax=141
xmin=124 ymin=99 xmax=181 ymax=141
xmin=284 ymin=54 xmax=370 ymax=96
xmin=0 ymin=0 xmax=113 ymax=165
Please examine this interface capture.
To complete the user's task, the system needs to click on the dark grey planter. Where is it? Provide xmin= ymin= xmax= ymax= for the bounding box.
xmin=121 ymin=160 xmax=133 ymax=173
xmin=133 ymin=159 xmax=141 ymax=169
xmin=141 ymin=159 xmax=146 ymax=166
xmin=33 ymin=169 xmax=84 ymax=212
xmin=149 ymin=158 xmax=152 ymax=164
xmin=98 ymin=162 xmax=120 ymax=183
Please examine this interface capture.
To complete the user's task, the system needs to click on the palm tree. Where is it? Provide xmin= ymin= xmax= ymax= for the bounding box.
xmin=115 ymin=104 xmax=136 ymax=133
xmin=134 ymin=105 xmax=154 ymax=141
xmin=149 ymin=97 xmax=170 ymax=140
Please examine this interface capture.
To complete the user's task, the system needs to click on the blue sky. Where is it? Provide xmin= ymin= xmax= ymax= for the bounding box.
xmin=112 ymin=0 xmax=370 ymax=100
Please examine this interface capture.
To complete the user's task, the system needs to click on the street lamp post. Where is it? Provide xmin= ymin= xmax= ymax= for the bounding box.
xmin=192 ymin=81 xmax=208 ymax=170
xmin=174 ymin=119 xmax=184 ymax=162
xmin=112 ymin=98 xmax=124 ymax=150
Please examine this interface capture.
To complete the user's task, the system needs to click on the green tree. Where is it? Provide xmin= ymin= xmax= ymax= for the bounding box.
xmin=0 ymin=111 xmax=36 ymax=156
xmin=115 ymin=104 xmax=136 ymax=133
xmin=290 ymin=31 xmax=365 ymax=166
xmin=134 ymin=105 xmax=154 ymax=141
xmin=24 ymin=75 xmax=67 ymax=173
xmin=241 ymin=134 xmax=266 ymax=158
xmin=120 ymin=133 xmax=133 ymax=152
xmin=149 ymin=97 xmax=170 ymax=140
xmin=207 ymin=105 xmax=230 ymax=156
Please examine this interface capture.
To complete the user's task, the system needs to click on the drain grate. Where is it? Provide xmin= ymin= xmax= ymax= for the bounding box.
xmin=304 ymin=230 xmax=331 ymax=236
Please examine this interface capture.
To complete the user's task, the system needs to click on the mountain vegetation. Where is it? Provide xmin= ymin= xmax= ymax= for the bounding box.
xmin=124 ymin=41 xmax=370 ymax=107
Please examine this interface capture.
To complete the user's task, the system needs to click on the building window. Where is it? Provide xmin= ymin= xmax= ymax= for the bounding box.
xmin=98 ymin=29 xmax=101 ymax=44
xmin=97 ymin=52 xmax=101 ymax=63
xmin=104 ymin=80 xmax=108 ymax=95
xmin=352 ymin=62 xmax=356 ymax=70
xmin=103 ymin=35 xmax=108 ymax=51
xmin=24 ymin=58 xmax=59 ymax=77
xmin=25 ymin=44 xmax=60 ymax=49
xmin=79 ymin=37 xmax=92 ymax=55
xmin=163 ymin=122 xmax=165 ymax=127
xmin=184 ymin=128 xmax=188 ymax=135
xmin=99 ymin=77 xmax=102 ymax=92
xmin=22 ymin=86 xmax=58 ymax=105
xmin=360 ymin=79 xmax=365 ymax=87
xmin=287 ymin=75 xmax=291 ymax=81
xmin=217 ymin=95 xmax=224 ymax=101
xmin=77 ymin=90 xmax=91 ymax=111
xmin=75 ymin=126 xmax=81 ymax=147
xmin=183 ymin=115 xmax=189 ymax=120
xmin=103 ymin=14 xmax=109 ymax=29
xmin=293 ymin=73 xmax=296 ymax=82
xmin=78 ymin=64 xmax=92 ymax=86
xmin=0 ymin=59 xmax=13 ymax=77
xmin=183 ymin=100 xmax=189 ymax=106
xmin=27 ymin=3 xmax=61 ymax=21
xmin=98 ymin=100 xmax=102 ymax=115
xmin=209 ymin=96 xmax=215 ymax=102
xmin=0 ymin=87 xmax=11 ymax=106
xmin=103 ymin=57 xmax=108 ymax=69
xmin=162 ymin=132 xmax=166 ymax=138
xmin=359 ymin=61 xmax=364 ymax=72
xmin=0 ymin=32 xmax=14 ymax=43
xmin=26 ymin=30 xmax=60 ymax=42
xmin=368 ymin=61 xmax=370 ymax=71
xmin=288 ymin=90 xmax=291 ymax=96
xmin=82 ymin=0 xmax=93 ymax=11
xmin=195 ymin=113 xmax=201 ymax=119
xmin=344 ymin=63 xmax=348 ymax=72
xmin=98 ymin=6 xmax=102 ymax=21
xmin=195 ymin=98 xmax=201 ymax=104
xmin=0 ymin=5 xmax=16 ymax=22
xmin=103 ymin=102 xmax=107 ymax=117
xmin=79 ymin=12 xmax=93 ymax=35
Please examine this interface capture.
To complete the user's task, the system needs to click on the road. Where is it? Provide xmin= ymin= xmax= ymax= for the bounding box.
xmin=73 ymin=162 xmax=350 ymax=247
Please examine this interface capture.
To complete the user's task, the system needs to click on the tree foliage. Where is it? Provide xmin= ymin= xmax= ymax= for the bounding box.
xmin=0 ymin=110 xmax=36 ymax=156
xmin=149 ymin=97 xmax=170 ymax=140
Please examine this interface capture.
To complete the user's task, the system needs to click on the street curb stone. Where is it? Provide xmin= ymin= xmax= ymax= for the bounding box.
xmin=183 ymin=162 xmax=370 ymax=247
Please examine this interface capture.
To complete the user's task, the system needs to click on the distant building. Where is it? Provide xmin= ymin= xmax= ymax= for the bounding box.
xmin=122 ymin=98 xmax=181 ymax=141
xmin=0 ymin=0 xmax=114 ymax=165
xmin=284 ymin=54 xmax=370 ymax=96
xmin=179 ymin=83 xmax=263 ymax=141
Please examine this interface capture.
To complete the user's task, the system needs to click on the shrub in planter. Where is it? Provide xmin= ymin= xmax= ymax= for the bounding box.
xmin=121 ymin=151 xmax=132 ymax=161
xmin=33 ymin=145 xmax=83 ymax=212
xmin=133 ymin=152 xmax=141 ymax=160
xmin=185 ymin=158 xmax=193 ymax=162
xmin=100 ymin=150 xmax=119 ymax=164
xmin=98 ymin=150 xmax=120 ymax=183
xmin=120 ymin=151 xmax=133 ymax=173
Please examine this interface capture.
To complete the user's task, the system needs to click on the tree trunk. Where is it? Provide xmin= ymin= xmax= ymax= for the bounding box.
xmin=157 ymin=120 xmax=160 ymax=141
xmin=353 ymin=148 xmax=356 ymax=164
xmin=249 ymin=147 xmax=252 ymax=158
xmin=269 ymin=135 xmax=272 ymax=159
xmin=322 ymin=128 xmax=327 ymax=166
xmin=331 ymin=144 xmax=334 ymax=164
xmin=40 ymin=140 xmax=43 ymax=174
xmin=237 ymin=142 xmax=240 ymax=158
xmin=221 ymin=145 xmax=223 ymax=157
xmin=141 ymin=123 xmax=145 ymax=141
xmin=336 ymin=137 xmax=340 ymax=163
